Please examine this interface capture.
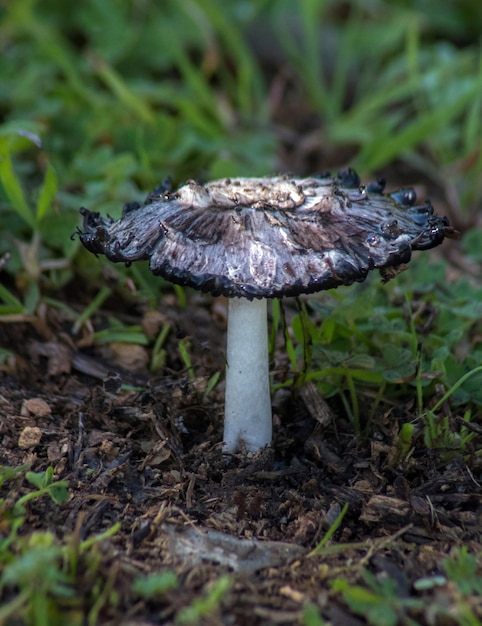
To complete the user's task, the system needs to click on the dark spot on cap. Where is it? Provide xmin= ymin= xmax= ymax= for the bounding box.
xmin=367 ymin=178 xmax=386 ymax=194
xmin=391 ymin=188 xmax=417 ymax=207
xmin=337 ymin=168 xmax=360 ymax=189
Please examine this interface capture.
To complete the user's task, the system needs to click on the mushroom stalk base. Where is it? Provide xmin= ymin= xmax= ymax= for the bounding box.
xmin=223 ymin=297 xmax=272 ymax=453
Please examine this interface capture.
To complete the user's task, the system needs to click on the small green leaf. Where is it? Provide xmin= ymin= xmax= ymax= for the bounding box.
xmin=0 ymin=464 xmax=29 ymax=488
xmin=333 ymin=578 xmax=398 ymax=626
xmin=302 ymin=603 xmax=326 ymax=626
xmin=443 ymin=548 xmax=482 ymax=595
xmin=25 ymin=470 xmax=49 ymax=490
xmin=46 ymin=482 xmax=70 ymax=505
xmin=176 ymin=575 xmax=231 ymax=624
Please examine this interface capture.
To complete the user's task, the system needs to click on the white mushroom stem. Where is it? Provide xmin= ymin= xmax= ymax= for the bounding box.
xmin=223 ymin=297 xmax=272 ymax=453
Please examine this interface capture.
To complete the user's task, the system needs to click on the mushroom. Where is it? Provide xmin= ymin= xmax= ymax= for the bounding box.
xmin=77 ymin=171 xmax=455 ymax=453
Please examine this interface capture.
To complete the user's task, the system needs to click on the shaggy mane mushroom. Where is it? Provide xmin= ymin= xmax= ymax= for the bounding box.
xmin=77 ymin=171 xmax=456 ymax=453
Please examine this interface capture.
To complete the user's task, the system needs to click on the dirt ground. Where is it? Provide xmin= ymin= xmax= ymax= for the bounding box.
xmin=0 ymin=287 xmax=481 ymax=625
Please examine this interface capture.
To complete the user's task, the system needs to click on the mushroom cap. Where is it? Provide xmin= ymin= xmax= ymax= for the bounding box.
xmin=78 ymin=172 xmax=456 ymax=299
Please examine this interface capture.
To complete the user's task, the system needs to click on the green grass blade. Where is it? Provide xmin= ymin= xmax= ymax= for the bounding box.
xmin=36 ymin=162 xmax=58 ymax=223
xmin=463 ymin=46 xmax=482 ymax=154
xmin=90 ymin=54 xmax=156 ymax=125
xmin=360 ymin=82 xmax=479 ymax=170
xmin=0 ymin=283 xmax=24 ymax=309
xmin=189 ymin=0 xmax=264 ymax=116
xmin=309 ymin=503 xmax=349 ymax=557
xmin=0 ymin=138 xmax=34 ymax=228
xmin=72 ymin=286 xmax=112 ymax=334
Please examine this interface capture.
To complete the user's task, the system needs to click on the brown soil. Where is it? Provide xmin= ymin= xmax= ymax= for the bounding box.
xmin=0 ymin=289 xmax=481 ymax=625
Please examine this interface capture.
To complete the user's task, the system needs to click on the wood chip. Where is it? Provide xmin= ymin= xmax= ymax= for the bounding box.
xmin=299 ymin=381 xmax=335 ymax=428
xmin=279 ymin=585 xmax=305 ymax=603
xmin=21 ymin=397 xmax=52 ymax=417
xmin=360 ymin=495 xmax=411 ymax=523
xmin=29 ymin=340 xmax=72 ymax=376
xmin=163 ymin=524 xmax=306 ymax=574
